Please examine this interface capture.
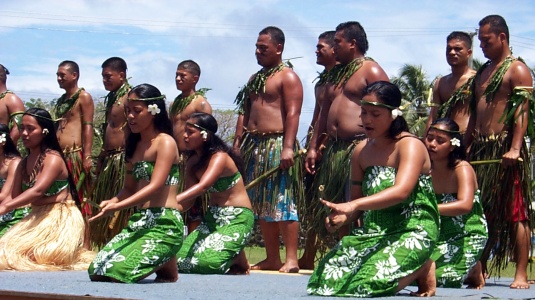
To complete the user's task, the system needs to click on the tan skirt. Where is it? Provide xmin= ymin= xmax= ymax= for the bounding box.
xmin=0 ymin=200 xmax=95 ymax=271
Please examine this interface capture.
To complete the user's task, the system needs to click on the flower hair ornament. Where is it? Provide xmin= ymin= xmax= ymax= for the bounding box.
xmin=450 ymin=137 xmax=461 ymax=147
xmin=360 ymin=100 xmax=403 ymax=119
xmin=0 ymin=133 xmax=6 ymax=144
xmin=186 ymin=121 xmax=211 ymax=141
xmin=42 ymin=128 xmax=49 ymax=135
xmin=147 ymin=104 xmax=161 ymax=116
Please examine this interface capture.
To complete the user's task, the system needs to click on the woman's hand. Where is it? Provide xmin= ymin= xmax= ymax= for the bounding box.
xmin=322 ymin=199 xmax=355 ymax=232
xmin=89 ymin=198 xmax=119 ymax=222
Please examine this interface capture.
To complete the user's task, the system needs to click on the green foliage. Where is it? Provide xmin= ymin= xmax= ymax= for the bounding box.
xmin=391 ymin=64 xmax=433 ymax=137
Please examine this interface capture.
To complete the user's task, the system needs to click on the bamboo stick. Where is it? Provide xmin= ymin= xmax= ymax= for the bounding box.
xmin=470 ymin=157 xmax=523 ymax=165
xmin=245 ymin=149 xmax=307 ymax=190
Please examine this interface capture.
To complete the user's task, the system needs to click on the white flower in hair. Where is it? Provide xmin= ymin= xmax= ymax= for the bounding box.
xmin=0 ymin=133 xmax=6 ymax=144
xmin=148 ymin=104 xmax=161 ymax=115
xmin=200 ymin=130 xmax=208 ymax=140
xmin=391 ymin=108 xmax=402 ymax=119
xmin=450 ymin=137 xmax=461 ymax=147
xmin=42 ymin=128 xmax=49 ymax=135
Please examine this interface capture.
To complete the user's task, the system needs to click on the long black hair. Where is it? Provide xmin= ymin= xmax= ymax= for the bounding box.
xmin=362 ymin=81 xmax=409 ymax=139
xmin=23 ymin=108 xmax=80 ymax=205
xmin=427 ymin=118 xmax=466 ymax=169
xmin=0 ymin=123 xmax=20 ymax=158
xmin=125 ymin=83 xmax=173 ymax=161
xmin=186 ymin=112 xmax=245 ymax=176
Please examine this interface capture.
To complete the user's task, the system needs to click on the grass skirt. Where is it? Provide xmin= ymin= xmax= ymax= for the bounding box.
xmin=90 ymin=149 xmax=129 ymax=249
xmin=0 ymin=201 xmax=94 ymax=271
xmin=469 ymin=132 xmax=532 ymax=274
xmin=241 ymin=132 xmax=304 ymax=221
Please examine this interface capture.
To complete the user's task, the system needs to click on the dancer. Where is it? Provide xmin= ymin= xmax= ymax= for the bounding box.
xmin=88 ymin=84 xmax=183 ymax=283
xmin=233 ymin=26 xmax=304 ymax=273
xmin=0 ymin=123 xmax=27 ymax=237
xmin=176 ymin=113 xmax=254 ymax=275
xmin=466 ymin=14 xmax=533 ymax=289
xmin=0 ymin=108 xmax=93 ymax=270
xmin=424 ymin=118 xmax=488 ymax=288
xmin=0 ymin=64 xmax=25 ymax=143
xmin=307 ymin=81 xmax=439 ymax=297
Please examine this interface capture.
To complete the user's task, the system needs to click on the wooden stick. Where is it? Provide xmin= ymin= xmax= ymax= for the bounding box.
xmin=470 ymin=157 xmax=524 ymax=165
xmin=245 ymin=149 xmax=307 ymax=190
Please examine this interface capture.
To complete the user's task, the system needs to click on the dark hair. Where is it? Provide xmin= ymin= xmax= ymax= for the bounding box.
xmin=318 ymin=31 xmax=336 ymax=48
xmin=362 ymin=81 xmax=408 ymax=139
xmin=0 ymin=123 xmax=20 ymax=158
xmin=23 ymin=108 xmax=80 ymax=205
xmin=186 ymin=112 xmax=245 ymax=176
xmin=259 ymin=26 xmax=285 ymax=48
xmin=447 ymin=31 xmax=472 ymax=49
xmin=125 ymin=84 xmax=173 ymax=160
xmin=177 ymin=60 xmax=201 ymax=77
xmin=427 ymin=118 xmax=466 ymax=169
xmin=101 ymin=57 xmax=127 ymax=73
xmin=58 ymin=60 xmax=80 ymax=78
xmin=0 ymin=64 xmax=9 ymax=84
xmin=335 ymin=21 xmax=369 ymax=54
xmin=479 ymin=15 xmax=509 ymax=43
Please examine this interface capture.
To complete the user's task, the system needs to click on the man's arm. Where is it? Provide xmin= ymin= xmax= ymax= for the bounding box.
xmin=502 ymin=62 xmax=533 ymax=166
xmin=425 ymin=78 xmax=442 ymax=132
xmin=79 ymin=91 xmax=95 ymax=173
xmin=280 ymin=70 xmax=303 ymax=170
xmin=5 ymin=93 xmax=25 ymax=143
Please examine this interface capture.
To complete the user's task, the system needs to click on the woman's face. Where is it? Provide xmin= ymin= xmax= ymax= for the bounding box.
xmin=424 ymin=125 xmax=454 ymax=161
xmin=183 ymin=118 xmax=205 ymax=151
xmin=360 ymin=93 xmax=393 ymax=139
xmin=125 ymin=95 xmax=153 ymax=134
xmin=20 ymin=115 xmax=44 ymax=149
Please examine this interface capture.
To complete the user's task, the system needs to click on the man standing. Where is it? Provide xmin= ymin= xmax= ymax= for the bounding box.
xmin=305 ymin=21 xmax=389 ymax=244
xmin=466 ymin=15 xmax=533 ymax=289
xmin=426 ymin=31 xmax=476 ymax=133
xmin=169 ymin=59 xmax=212 ymax=233
xmin=0 ymin=64 xmax=25 ymax=143
xmin=299 ymin=30 xmax=338 ymax=270
xmin=234 ymin=26 xmax=303 ymax=273
xmin=54 ymin=60 xmax=94 ymax=215
xmin=90 ymin=57 xmax=131 ymax=248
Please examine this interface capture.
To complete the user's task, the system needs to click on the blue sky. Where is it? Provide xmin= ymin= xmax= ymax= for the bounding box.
xmin=1 ymin=0 xmax=535 ymax=140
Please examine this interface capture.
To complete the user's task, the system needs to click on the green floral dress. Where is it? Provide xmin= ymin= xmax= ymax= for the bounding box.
xmin=307 ymin=166 xmax=439 ymax=297
xmin=432 ymin=191 xmax=488 ymax=287
xmin=0 ymin=178 xmax=31 ymax=238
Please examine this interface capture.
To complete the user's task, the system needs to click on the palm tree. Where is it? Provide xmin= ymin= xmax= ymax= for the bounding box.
xmin=391 ymin=64 xmax=433 ymax=137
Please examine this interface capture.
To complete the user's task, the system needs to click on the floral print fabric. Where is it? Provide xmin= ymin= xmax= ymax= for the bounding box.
xmin=307 ymin=166 xmax=439 ymax=297
xmin=432 ymin=192 xmax=488 ymax=287
xmin=177 ymin=206 xmax=254 ymax=274
xmin=88 ymin=207 xmax=184 ymax=283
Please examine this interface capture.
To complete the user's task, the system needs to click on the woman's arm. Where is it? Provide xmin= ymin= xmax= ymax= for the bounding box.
xmin=176 ymin=152 xmax=227 ymax=208
xmin=0 ymin=153 xmax=64 ymax=213
xmin=437 ymin=162 xmax=475 ymax=216
xmin=0 ymin=157 xmax=21 ymax=203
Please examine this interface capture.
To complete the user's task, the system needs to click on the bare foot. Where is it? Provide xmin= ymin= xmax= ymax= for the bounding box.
xmin=154 ymin=258 xmax=179 ymax=283
xmin=251 ymin=258 xmax=283 ymax=271
xmin=465 ymin=261 xmax=485 ymax=289
xmin=279 ymin=262 xmax=299 ymax=273
xmin=410 ymin=260 xmax=436 ymax=297
xmin=510 ymin=280 xmax=530 ymax=289
xmin=226 ymin=251 xmax=250 ymax=275
xmin=528 ymin=279 xmax=535 ymax=284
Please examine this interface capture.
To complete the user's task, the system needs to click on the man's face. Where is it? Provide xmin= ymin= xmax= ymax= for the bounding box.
xmin=446 ymin=39 xmax=471 ymax=67
xmin=478 ymin=24 xmax=504 ymax=60
xmin=316 ymin=38 xmax=335 ymax=66
xmin=334 ymin=30 xmax=352 ymax=64
xmin=101 ymin=67 xmax=124 ymax=92
xmin=56 ymin=66 xmax=76 ymax=89
xmin=255 ymin=34 xmax=279 ymax=67
xmin=175 ymin=67 xmax=198 ymax=92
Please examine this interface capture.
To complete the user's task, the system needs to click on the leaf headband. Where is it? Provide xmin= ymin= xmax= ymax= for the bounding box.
xmin=360 ymin=100 xmax=403 ymax=118
xmin=429 ymin=125 xmax=460 ymax=135
xmin=127 ymin=95 xmax=166 ymax=102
